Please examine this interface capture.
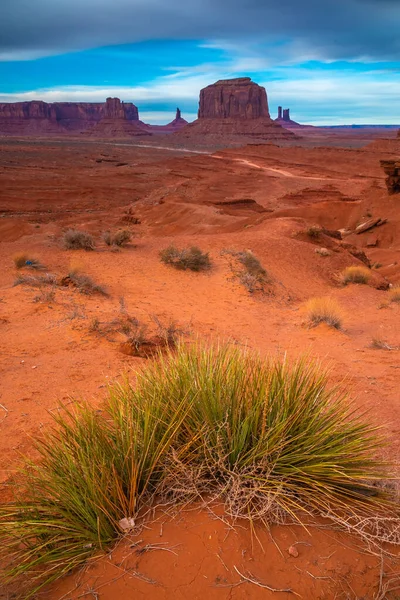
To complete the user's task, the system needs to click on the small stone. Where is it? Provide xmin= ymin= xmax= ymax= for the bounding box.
xmin=288 ymin=545 xmax=299 ymax=557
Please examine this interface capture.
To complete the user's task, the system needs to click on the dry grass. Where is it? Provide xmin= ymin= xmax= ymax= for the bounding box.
xmin=13 ymin=273 xmax=57 ymax=288
xmin=388 ymin=287 xmax=400 ymax=303
xmin=340 ymin=265 xmax=371 ymax=285
xmin=370 ymin=338 xmax=399 ymax=351
xmin=305 ymin=296 xmax=342 ymax=329
xmin=103 ymin=230 xmax=132 ymax=247
xmin=62 ymin=229 xmax=96 ymax=251
xmin=160 ymin=246 xmax=211 ymax=272
xmin=13 ymin=252 xmax=44 ymax=270
xmin=65 ymin=269 xmax=108 ymax=296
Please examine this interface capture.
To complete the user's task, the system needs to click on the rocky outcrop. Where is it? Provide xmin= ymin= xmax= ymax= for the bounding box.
xmin=0 ymin=98 xmax=140 ymax=135
xmin=87 ymin=97 xmax=150 ymax=138
xmin=175 ymin=78 xmax=295 ymax=140
xmin=274 ymin=107 xmax=305 ymax=129
xmin=381 ymin=160 xmax=400 ymax=194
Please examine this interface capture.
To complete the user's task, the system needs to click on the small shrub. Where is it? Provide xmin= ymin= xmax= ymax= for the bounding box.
xmin=62 ymin=229 xmax=95 ymax=251
xmin=223 ymin=249 xmax=270 ymax=293
xmin=388 ymin=286 xmax=400 ymax=303
xmin=103 ymin=230 xmax=132 ymax=247
xmin=340 ymin=265 xmax=371 ymax=286
xmin=13 ymin=252 xmax=44 ymax=270
xmin=14 ymin=273 xmax=57 ymax=288
xmin=306 ymin=296 xmax=342 ymax=329
xmin=32 ymin=289 xmax=56 ymax=304
xmin=88 ymin=317 xmax=101 ymax=332
xmin=66 ymin=270 xmax=108 ymax=296
xmin=151 ymin=315 xmax=184 ymax=346
xmin=370 ymin=338 xmax=398 ymax=351
xmin=306 ymin=225 xmax=321 ymax=239
xmin=160 ymin=245 xmax=211 ymax=272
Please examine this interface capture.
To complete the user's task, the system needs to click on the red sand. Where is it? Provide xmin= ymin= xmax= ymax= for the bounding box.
xmin=1 ymin=134 xmax=400 ymax=598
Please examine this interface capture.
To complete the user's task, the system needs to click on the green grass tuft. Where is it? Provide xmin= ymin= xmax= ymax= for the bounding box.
xmin=0 ymin=343 xmax=394 ymax=596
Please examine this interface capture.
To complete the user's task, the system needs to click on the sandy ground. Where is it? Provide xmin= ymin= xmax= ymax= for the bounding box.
xmin=1 ymin=134 xmax=400 ymax=598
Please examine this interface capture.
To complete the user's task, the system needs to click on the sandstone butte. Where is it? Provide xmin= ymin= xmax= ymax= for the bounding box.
xmin=87 ymin=97 xmax=151 ymax=138
xmin=175 ymin=77 xmax=295 ymax=139
xmin=275 ymin=106 xmax=307 ymax=129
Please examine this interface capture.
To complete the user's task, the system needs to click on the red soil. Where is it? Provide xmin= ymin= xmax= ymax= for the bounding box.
xmin=1 ymin=134 xmax=400 ymax=598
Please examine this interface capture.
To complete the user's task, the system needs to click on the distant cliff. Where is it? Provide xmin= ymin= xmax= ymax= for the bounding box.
xmin=0 ymin=98 xmax=140 ymax=135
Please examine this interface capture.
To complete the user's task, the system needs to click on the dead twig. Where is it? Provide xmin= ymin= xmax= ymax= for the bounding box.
xmin=233 ymin=565 xmax=301 ymax=596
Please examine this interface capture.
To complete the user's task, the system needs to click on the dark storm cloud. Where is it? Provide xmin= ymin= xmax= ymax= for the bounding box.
xmin=2 ymin=0 xmax=400 ymax=61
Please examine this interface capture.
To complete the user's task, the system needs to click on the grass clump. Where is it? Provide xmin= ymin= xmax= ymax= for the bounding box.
xmin=1 ymin=344 xmax=395 ymax=596
xmin=160 ymin=245 xmax=211 ymax=272
xmin=103 ymin=230 xmax=132 ymax=248
xmin=340 ymin=265 xmax=371 ymax=286
xmin=65 ymin=268 xmax=108 ymax=296
xmin=62 ymin=229 xmax=95 ymax=251
xmin=305 ymin=296 xmax=342 ymax=329
xmin=388 ymin=286 xmax=400 ymax=303
xmin=13 ymin=252 xmax=44 ymax=270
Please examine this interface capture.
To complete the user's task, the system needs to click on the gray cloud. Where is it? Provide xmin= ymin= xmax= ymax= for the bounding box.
xmin=1 ymin=0 xmax=400 ymax=62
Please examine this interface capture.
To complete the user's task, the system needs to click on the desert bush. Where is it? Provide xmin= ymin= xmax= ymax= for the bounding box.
xmin=306 ymin=296 xmax=342 ymax=329
xmin=13 ymin=252 xmax=44 ymax=270
xmin=0 ymin=343 xmax=393 ymax=596
xmin=160 ymin=245 xmax=211 ymax=272
xmin=370 ymin=338 xmax=398 ymax=351
xmin=66 ymin=269 xmax=108 ymax=296
xmin=223 ymin=249 xmax=270 ymax=293
xmin=306 ymin=225 xmax=321 ymax=239
xmin=388 ymin=286 xmax=400 ymax=303
xmin=340 ymin=265 xmax=371 ymax=285
xmin=103 ymin=230 xmax=132 ymax=247
xmin=62 ymin=229 xmax=95 ymax=251
xmin=14 ymin=273 xmax=57 ymax=288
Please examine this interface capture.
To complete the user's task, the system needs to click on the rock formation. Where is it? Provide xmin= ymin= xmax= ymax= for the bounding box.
xmin=175 ymin=77 xmax=294 ymax=140
xmin=87 ymin=97 xmax=151 ymax=138
xmin=274 ymin=107 xmax=305 ymax=129
xmin=0 ymin=98 xmax=141 ymax=135
xmin=381 ymin=160 xmax=400 ymax=194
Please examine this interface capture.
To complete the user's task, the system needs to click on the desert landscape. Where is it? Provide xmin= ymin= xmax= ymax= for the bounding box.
xmin=1 ymin=69 xmax=400 ymax=600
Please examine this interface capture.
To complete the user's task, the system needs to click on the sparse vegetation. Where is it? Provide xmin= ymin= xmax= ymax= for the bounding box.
xmin=160 ymin=245 xmax=211 ymax=272
xmin=388 ymin=286 xmax=400 ymax=303
xmin=32 ymin=289 xmax=56 ymax=304
xmin=340 ymin=265 xmax=371 ymax=286
xmin=306 ymin=225 xmax=321 ymax=239
xmin=62 ymin=229 xmax=95 ymax=251
xmin=306 ymin=296 xmax=342 ymax=329
xmin=13 ymin=273 xmax=57 ymax=288
xmin=0 ymin=343 xmax=394 ymax=597
xmin=103 ymin=229 xmax=132 ymax=247
xmin=370 ymin=338 xmax=398 ymax=351
xmin=13 ymin=252 xmax=44 ymax=270
xmin=65 ymin=269 xmax=108 ymax=296
xmin=223 ymin=249 xmax=271 ymax=293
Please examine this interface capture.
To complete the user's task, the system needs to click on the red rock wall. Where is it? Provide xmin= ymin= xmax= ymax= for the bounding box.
xmin=198 ymin=77 xmax=270 ymax=120
xmin=0 ymin=98 xmax=139 ymax=134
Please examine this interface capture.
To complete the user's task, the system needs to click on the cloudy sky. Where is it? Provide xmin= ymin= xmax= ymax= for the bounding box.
xmin=1 ymin=0 xmax=400 ymax=124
